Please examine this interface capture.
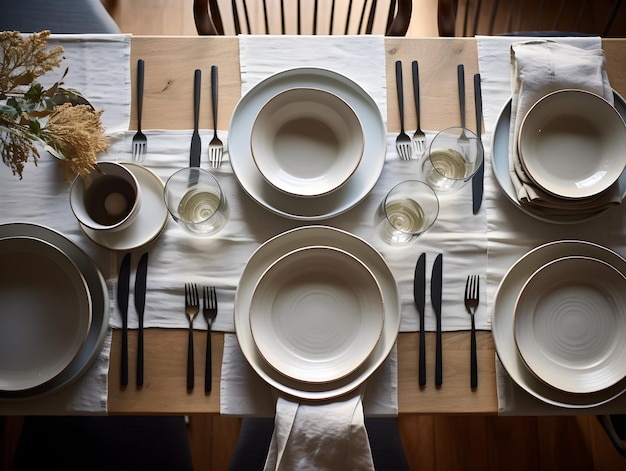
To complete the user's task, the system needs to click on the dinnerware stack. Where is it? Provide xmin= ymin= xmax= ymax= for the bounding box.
xmin=491 ymin=89 xmax=626 ymax=224
xmin=234 ymin=226 xmax=400 ymax=400
xmin=229 ymin=67 xmax=387 ymax=221
xmin=517 ymin=89 xmax=626 ymax=201
xmin=492 ymin=240 xmax=626 ymax=408
xmin=0 ymin=223 xmax=109 ymax=399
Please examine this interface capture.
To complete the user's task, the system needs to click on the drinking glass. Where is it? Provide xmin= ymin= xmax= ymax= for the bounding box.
xmin=164 ymin=167 xmax=229 ymax=237
xmin=418 ymin=126 xmax=483 ymax=193
xmin=375 ymin=180 xmax=439 ymax=245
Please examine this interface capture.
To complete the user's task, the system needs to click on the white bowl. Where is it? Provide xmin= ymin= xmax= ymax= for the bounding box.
xmin=518 ymin=89 xmax=626 ymax=199
xmin=0 ymin=236 xmax=92 ymax=391
xmin=514 ymin=255 xmax=626 ymax=394
xmin=248 ymin=245 xmax=384 ymax=384
xmin=70 ymin=161 xmax=142 ymax=232
xmin=250 ymin=87 xmax=364 ymax=198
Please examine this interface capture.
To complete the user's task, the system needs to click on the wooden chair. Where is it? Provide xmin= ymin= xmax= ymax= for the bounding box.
xmin=194 ymin=0 xmax=412 ymax=36
xmin=437 ymin=0 xmax=624 ymax=37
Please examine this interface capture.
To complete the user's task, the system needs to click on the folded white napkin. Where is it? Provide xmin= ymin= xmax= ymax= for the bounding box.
xmin=264 ymin=387 xmax=374 ymax=471
xmin=509 ymin=39 xmax=621 ymax=216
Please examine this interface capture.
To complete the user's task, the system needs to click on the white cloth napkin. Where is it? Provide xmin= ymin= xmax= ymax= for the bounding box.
xmin=0 ymin=34 xmax=131 ymax=414
xmin=508 ymin=39 xmax=621 ymax=216
xmin=477 ymin=35 xmax=626 ymax=415
xmin=264 ymin=388 xmax=374 ymax=471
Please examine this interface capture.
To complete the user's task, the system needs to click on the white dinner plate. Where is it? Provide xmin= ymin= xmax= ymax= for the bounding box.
xmin=514 ymin=255 xmax=626 ymax=394
xmin=80 ymin=163 xmax=168 ymax=251
xmin=518 ymin=89 xmax=626 ymax=200
xmin=0 ymin=223 xmax=109 ymax=399
xmin=249 ymin=246 xmax=384 ymax=384
xmin=229 ymin=67 xmax=387 ymax=220
xmin=491 ymin=90 xmax=626 ymax=224
xmin=493 ymin=240 xmax=626 ymax=407
xmin=0 ymin=236 xmax=92 ymax=391
xmin=235 ymin=226 xmax=400 ymax=400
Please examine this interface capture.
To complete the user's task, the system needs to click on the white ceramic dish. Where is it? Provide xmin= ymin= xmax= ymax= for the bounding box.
xmin=0 ymin=236 xmax=92 ymax=391
xmin=229 ymin=67 xmax=386 ymax=220
xmin=251 ymin=88 xmax=364 ymax=198
xmin=514 ymin=255 xmax=626 ymax=394
xmin=491 ymin=90 xmax=626 ymax=224
xmin=234 ymin=226 xmax=400 ymax=400
xmin=518 ymin=89 xmax=626 ymax=199
xmin=0 ymin=223 xmax=108 ymax=399
xmin=249 ymin=245 xmax=384 ymax=384
xmin=80 ymin=163 xmax=168 ymax=251
xmin=493 ymin=240 xmax=626 ymax=408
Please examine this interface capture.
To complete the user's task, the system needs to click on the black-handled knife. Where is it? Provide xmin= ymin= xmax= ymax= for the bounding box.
xmin=118 ymin=253 xmax=131 ymax=386
xmin=414 ymin=253 xmax=426 ymax=387
xmin=134 ymin=252 xmax=149 ymax=386
xmin=472 ymin=73 xmax=484 ymax=215
xmin=190 ymin=69 xmax=202 ymax=167
xmin=431 ymin=253 xmax=443 ymax=387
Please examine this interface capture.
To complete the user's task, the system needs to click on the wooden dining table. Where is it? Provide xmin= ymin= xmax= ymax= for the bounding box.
xmin=106 ymin=36 xmax=626 ymax=416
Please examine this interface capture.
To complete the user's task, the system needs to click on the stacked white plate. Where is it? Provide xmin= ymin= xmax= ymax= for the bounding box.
xmin=235 ymin=226 xmax=400 ymax=400
xmin=493 ymin=240 xmax=626 ymax=407
xmin=518 ymin=89 xmax=626 ymax=200
xmin=491 ymin=90 xmax=626 ymax=224
xmin=229 ymin=67 xmax=386 ymax=221
xmin=0 ymin=223 xmax=109 ymax=399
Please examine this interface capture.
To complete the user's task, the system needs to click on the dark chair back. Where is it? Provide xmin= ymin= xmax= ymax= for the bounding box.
xmin=194 ymin=0 xmax=412 ymax=36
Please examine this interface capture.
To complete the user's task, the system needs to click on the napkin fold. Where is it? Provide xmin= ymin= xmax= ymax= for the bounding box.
xmin=509 ymin=39 xmax=621 ymax=217
xmin=264 ymin=387 xmax=374 ymax=471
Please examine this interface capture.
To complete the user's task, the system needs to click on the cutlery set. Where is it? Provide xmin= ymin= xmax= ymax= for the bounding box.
xmin=117 ymin=251 xmax=149 ymax=386
xmin=184 ymin=283 xmax=218 ymax=392
xmin=395 ymin=60 xmax=426 ymax=161
xmin=190 ymin=66 xmax=224 ymax=169
xmin=132 ymin=58 xmax=223 ymax=168
xmin=414 ymin=253 xmax=481 ymax=388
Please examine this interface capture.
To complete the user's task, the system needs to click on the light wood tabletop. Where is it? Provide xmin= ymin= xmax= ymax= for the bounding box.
xmin=107 ymin=36 xmax=626 ymax=415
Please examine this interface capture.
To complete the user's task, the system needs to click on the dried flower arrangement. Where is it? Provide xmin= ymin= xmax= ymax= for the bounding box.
xmin=0 ymin=30 xmax=109 ymax=180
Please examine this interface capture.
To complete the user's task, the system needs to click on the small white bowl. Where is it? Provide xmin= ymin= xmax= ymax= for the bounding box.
xmin=250 ymin=88 xmax=364 ymax=198
xmin=518 ymin=89 xmax=626 ymax=199
xmin=70 ymin=161 xmax=142 ymax=232
xmin=248 ymin=245 xmax=384 ymax=384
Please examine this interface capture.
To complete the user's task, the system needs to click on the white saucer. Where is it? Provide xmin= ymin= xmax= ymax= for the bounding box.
xmin=80 ymin=163 xmax=167 ymax=251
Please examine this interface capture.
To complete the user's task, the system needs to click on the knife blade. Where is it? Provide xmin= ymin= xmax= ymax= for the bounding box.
xmin=134 ymin=252 xmax=149 ymax=386
xmin=431 ymin=253 xmax=443 ymax=387
xmin=190 ymin=69 xmax=202 ymax=167
xmin=472 ymin=73 xmax=484 ymax=215
xmin=413 ymin=253 xmax=426 ymax=387
xmin=118 ymin=253 xmax=131 ymax=386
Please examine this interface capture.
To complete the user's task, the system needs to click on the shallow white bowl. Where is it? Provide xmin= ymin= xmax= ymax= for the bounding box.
xmin=249 ymin=245 xmax=384 ymax=384
xmin=250 ymin=87 xmax=364 ymax=198
xmin=0 ymin=236 xmax=92 ymax=391
xmin=514 ymin=255 xmax=626 ymax=394
xmin=518 ymin=89 xmax=626 ymax=199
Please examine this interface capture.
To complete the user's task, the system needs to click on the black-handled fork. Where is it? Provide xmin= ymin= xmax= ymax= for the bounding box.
xmin=184 ymin=283 xmax=199 ymax=390
xmin=203 ymin=286 xmax=218 ymax=393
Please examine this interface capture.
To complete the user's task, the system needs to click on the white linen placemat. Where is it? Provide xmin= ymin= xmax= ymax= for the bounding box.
xmin=477 ymin=35 xmax=626 ymax=415
xmin=0 ymin=34 xmax=131 ymax=414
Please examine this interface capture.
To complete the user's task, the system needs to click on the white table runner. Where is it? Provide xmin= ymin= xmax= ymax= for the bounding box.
xmin=0 ymin=34 xmax=131 ymax=415
xmin=477 ymin=35 xmax=626 ymax=415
